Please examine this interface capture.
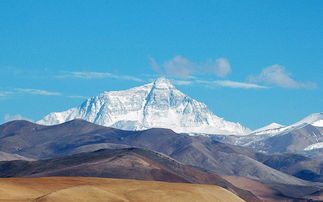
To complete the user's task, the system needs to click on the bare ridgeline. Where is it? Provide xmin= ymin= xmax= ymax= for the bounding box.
xmin=1 ymin=78 xmax=323 ymax=201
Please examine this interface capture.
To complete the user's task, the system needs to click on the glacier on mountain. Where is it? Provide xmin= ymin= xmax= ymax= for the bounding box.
xmin=38 ymin=77 xmax=251 ymax=135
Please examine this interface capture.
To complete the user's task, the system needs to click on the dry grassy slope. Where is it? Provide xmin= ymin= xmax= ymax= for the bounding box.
xmin=0 ymin=177 xmax=244 ymax=202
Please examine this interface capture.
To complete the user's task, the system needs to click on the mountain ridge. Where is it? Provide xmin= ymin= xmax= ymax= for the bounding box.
xmin=216 ymin=112 xmax=323 ymax=160
xmin=249 ymin=112 xmax=323 ymax=136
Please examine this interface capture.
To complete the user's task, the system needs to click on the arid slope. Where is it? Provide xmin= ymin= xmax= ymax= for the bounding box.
xmin=0 ymin=177 xmax=245 ymax=202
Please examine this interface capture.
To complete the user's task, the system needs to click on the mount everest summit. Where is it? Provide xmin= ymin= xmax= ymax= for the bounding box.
xmin=38 ymin=77 xmax=250 ymax=135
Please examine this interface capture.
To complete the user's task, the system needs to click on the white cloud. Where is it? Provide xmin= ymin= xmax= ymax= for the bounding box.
xmin=248 ymin=65 xmax=316 ymax=89
xmin=196 ymin=80 xmax=267 ymax=89
xmin=150 ymin=56 xmax=232 ymax=78
xmin=1 ymin=88 xmax=87 ymax=99
xmin=59 ymin=71 xmax=143 ymax=82
xmin=0 ymin=91 xmax=13 ymax=97
xmin=213 ymin=80 xmax=267 ymax=89
xmin=70 ymin=72 xmax=111 ymax=79
xmin=171 ymin=79 xmax=193 ymax=86
xmin=163 ymin=56 xmax=194 ymax=78
xmin=68 ymin=95 xmax=88 ymax=99
xmin=15 ymin=88 xmax=61 ymax=96
xmin=206 ymin=58 xmax=232 ymax=77
xmin=4 ymin=114 xmax=33 ymax=122
xmin=149 ymin=57 xmax=161 ymax=73
xmin=116 ymin=75 xmax=144 ymax=82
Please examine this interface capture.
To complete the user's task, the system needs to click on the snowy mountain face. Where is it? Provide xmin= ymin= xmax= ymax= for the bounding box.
xmin=292 ymin=112 xmax=323 ymax=127
xmin=38 ymin=78 xmax=250 ymax=135
xmin=312 ymin=120 xmax=323 ymax=127
xmin=218 ymin=112 xmax=323 ymax=157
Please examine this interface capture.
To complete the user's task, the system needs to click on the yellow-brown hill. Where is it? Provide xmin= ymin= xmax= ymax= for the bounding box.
xmin=0 ymin=177 xmax=244 ymax=202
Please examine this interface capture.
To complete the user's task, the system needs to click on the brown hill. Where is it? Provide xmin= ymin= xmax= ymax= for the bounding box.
xmin=0 ymin=177 xmax=245 ymax=202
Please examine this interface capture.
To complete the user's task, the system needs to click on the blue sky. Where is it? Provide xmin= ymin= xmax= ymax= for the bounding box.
xmin=0 ymin=0 xmax=322 ymax=129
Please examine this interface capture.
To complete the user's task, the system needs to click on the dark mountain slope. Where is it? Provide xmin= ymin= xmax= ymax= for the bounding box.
xmin=256 ymin=152 xmax=323 ymax=183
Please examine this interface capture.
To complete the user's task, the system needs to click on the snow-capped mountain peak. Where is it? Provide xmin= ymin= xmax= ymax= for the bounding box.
xmin=252 ymin=122 xmax=285 ymax=133
xmin=249 ymin=122 xmax=285 ymax=136
xmin=291 ymin=112 xmax=323 ymax=128
xmin=38 ymin=77 xmax=251 ymax=135
xmin=312 ymin=120 xmax=323 ymax=127
xmin=265 ymin=122 xmax=285 ymax=129
xmin=153 ymin=77 xmax=175 ymax=89
xmin=247 ymin=112 xmax=323 ymax=136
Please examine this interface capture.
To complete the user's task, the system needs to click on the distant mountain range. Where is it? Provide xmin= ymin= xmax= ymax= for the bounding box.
xmin=219 ymin=112 xmax=323 ymax=159
xmin=38 ymin=77 xmax=250 ymax=135
xmin=0 ymin=119 xmax=322 ymax=200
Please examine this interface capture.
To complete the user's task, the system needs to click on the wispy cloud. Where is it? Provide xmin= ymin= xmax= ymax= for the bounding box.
xmin=248 ymin=65 xmax=316 ymax=89
xmin=70 ymin=72 xmax=111 ymax=79
xmin=58 ymin=71 xmax=144 ymax=82
xmin=0 ymin=91 xmax=13 ymax=97
xmin=67 ymin=95 xmax=88 ymax=99
xmin=0 ymin=89 xmax=61 ymax=98
xmin=171 ymin=79 xmax=193 ymax=86
xmin=196 ymin=80 xmax=267 ymax=89
xmin=168 ymin=78 xmax=267 ymax=89
xmin=150 ymin=56 xmax=232 ymax=78
xmin=213 ymin=80 xmax=268 ymax=89
xmin=1 ymin=88 xmax=88 ymax=99
xmin=15 ymin=88 xmax=61 ymax=96
xmin=206 ymin=58 xmax=231 ymax=77
xmin=163 ymin=56 xmax=194 ymax=78
xmin=4 ymin=114 xmax=33 ymax=122
xmin=149 ymin=57 xmax=162 ymax=74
